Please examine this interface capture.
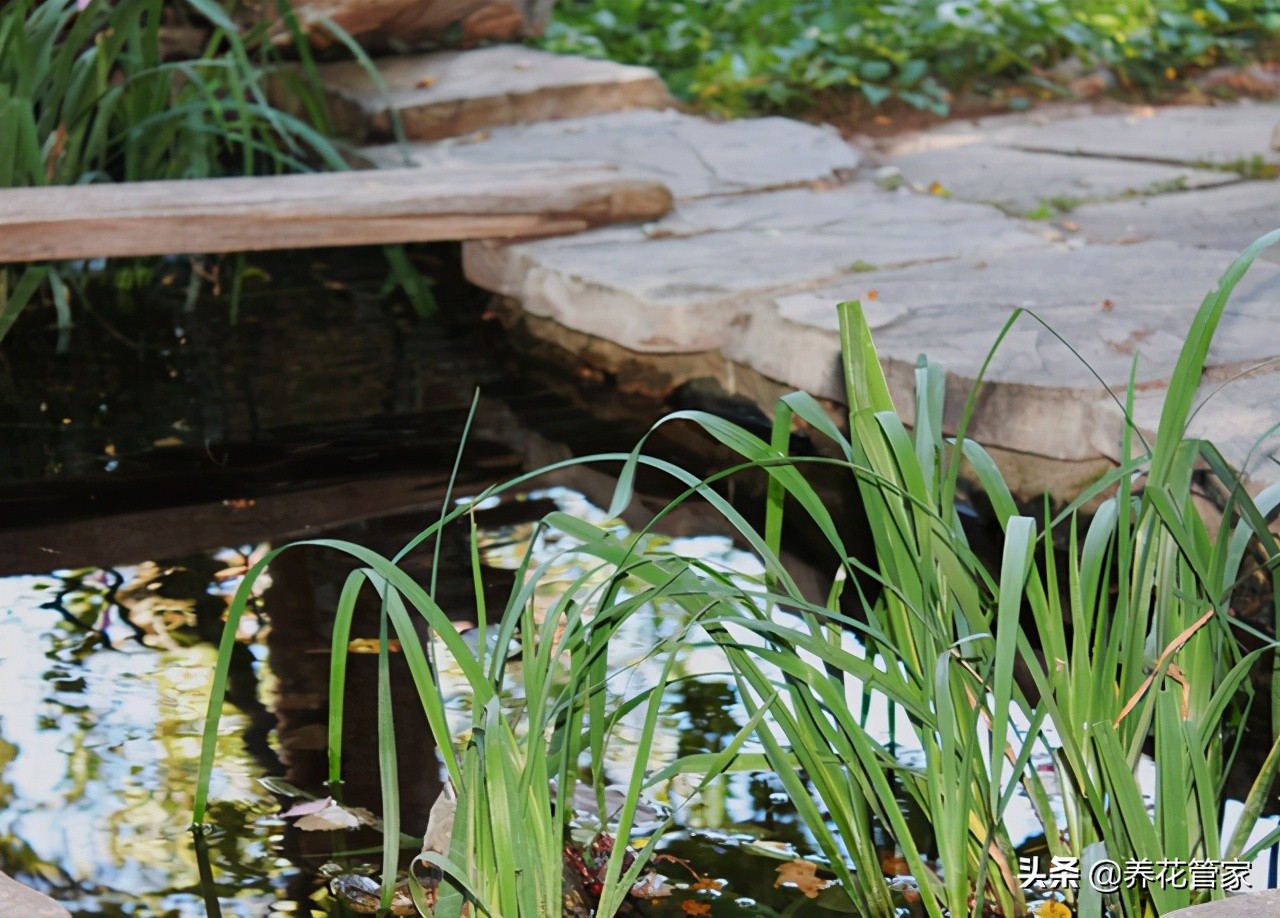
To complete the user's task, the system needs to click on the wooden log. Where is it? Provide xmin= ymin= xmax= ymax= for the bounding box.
xmin=0 ymin=162 xmax=673 ymax=263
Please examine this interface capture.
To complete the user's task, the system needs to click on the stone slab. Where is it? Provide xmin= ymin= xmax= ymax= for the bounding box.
xmin=1166 ymin=890 xmax=1280 ymax=918
xmin=0 ymin=872 xmax=71 ymax=918
xmin=881 ymin=101 xmax=1280 ymax=169
xmin=999 ymin=102 xmax=1280 ymax=167
xmin=1067 ymin=180 xmax=1280 ymax=263
xmin=317 ymin=46 xmax=670 ymax=140
xmin=890 ymin=144 xmax=1236 ymax=214
xmin=727 ymin=241 xmax=1280 ymax=480
xmin=462 ymin=184 xmax=1053 ymax=354
xmin=361 ymin=109 xmax=861 ymax=200
xmin=1121 ymin=365 xmax=1280 ymax=487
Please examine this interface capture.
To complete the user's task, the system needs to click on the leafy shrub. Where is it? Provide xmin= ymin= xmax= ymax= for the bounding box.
xmin=540 ymin=0 xmax=1280 ymax=116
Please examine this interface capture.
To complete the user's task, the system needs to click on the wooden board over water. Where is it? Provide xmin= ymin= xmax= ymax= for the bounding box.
xmin=0 ymin=162 xmax=673 ymax=263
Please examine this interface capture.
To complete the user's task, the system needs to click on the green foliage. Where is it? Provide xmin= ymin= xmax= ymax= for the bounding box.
xmin=195 ymin=235 xmax=1280 ymax=916
xmin=540 ymin=0 xmax=1280 ymax=116
xmin=0 ymin=0 xmax=349 ymax=341
xmin=590 ymin=233 xmax=1280 ymax=916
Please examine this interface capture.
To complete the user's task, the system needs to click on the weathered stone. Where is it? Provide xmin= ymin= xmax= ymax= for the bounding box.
xmin=726 ymin=241 xmax=1280 ymax=484
xmin=270 ymin=0 xmax=554 ymax=51
xmin=996 ymin=102 xmax=1280 ymax=167
xmin=462 ymin=184 xmax=1052 ymax=354
xmin=361 ymin=109 xmax=861 ymax=198
xmin=1065 ymin=179 xmax=1280 ymax=263
xmin=1166 ymin=890 xmax=1280 ymax=918
xmin=318 ymin=46 xmax=670 ymax=140
xmin=0 ymin=872 xmax=71 ymax=918
xmin=889 ymin=144 xmax=1235 ymax=214
xmin=881 ymin=101 xmax=1280 ymax=169
xmin=1120 ymin=365 xmax=1280 ymax=490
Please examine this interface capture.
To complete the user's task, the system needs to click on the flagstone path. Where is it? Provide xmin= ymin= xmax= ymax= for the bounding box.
xmin=324 ymin=47 xmax=1280 ymax=500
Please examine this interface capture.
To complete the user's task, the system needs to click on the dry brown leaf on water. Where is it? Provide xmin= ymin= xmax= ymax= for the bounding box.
xmin=280 ymin=797 xmax=334 ymax=817
xmin=296 ymin=805 xmax=364 ymax=831
xmin=281 ymin=797 xmax=373 ymax=831
xmin=774 ymin=859 xmax=832 ymax=898
xmin=346 ymin=637 xmax=402 ymax=653
xmin=630 ymin=871 xmax=673 ymax=899
xmin=680 ymin=901 xmax=711 ymax=916
xmin=689 ymin=876 xmax=724 ymax=893
xmin=422 ymin=789 xmax=456 ymax=855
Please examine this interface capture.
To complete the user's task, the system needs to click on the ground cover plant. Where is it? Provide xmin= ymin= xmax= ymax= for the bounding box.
xmin=194 ymin=232 xmax=1280 ymax=917
xmin=0 ymin=0 xmax=433 ymax=344
xmin=540 ymin=0 xmax=1280 ymax=116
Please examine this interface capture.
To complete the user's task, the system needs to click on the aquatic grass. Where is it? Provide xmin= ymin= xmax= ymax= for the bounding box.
xmin=194 ymin=231 xmax=1280 ymax=915
xmin=192 ymin=453 xmax=777 ymax=916
xmin=0 ymin=0 xmax=440 ymax=336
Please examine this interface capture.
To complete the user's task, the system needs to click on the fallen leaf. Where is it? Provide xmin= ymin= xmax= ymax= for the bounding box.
xmin=414 ymin=74 xmax=437 ymax=88
xmin=690 ymin=876 xmax=724 ymax=893
xmin=281 ymin=796 xmax=334 ymax=817
xmin=680 ymin=901 xmax=711 ymax=916
xmin=347 ymin=637 xmax=402 ymax=653
xmin=630 ymin=871 xmax=673 ymax=899
xmin=296 ymin=804 xmax=363 ymax=831
xmin=866 ymin=290 xmax=879 ymax=300
xmin=1101 ymin=298 xmax=1115 ymax=311
xmin=422 ymin=790 xmax=456 ymax=855
xmin=775 ymin=859 xmax=832 ymax=898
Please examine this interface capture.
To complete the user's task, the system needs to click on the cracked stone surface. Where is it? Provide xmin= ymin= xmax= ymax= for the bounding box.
xmin=463 ymin=184 xmax=1053 ymax=354
xmin=727 ymin=241 xmax=1280 ymax=485
xmin=1065 ymin=180 xmax=1280 ymax=263
xmin=0 ymin=872 xmax=70 ymax=918
xmin=317 ymin=46 xmax=670 ymax=140
xmin=889 ymin=144 xmax=1236 ymax=214
xmin=880 ymin=100 xmax=1280 ymax=168
xmin=361 ymin=109 xmax=861 ymax=199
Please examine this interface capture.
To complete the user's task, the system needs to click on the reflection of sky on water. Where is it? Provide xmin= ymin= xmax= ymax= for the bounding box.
xmin=0 ymin=571 xmax=290 ymax=917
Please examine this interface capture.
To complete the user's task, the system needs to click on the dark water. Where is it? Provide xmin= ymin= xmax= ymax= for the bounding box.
xmin=0 ymin=249 xmax=884 ymax=916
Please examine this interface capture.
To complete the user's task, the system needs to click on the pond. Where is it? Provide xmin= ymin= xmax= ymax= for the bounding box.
xmin=0 ymin=248 xmax=917 ymax=916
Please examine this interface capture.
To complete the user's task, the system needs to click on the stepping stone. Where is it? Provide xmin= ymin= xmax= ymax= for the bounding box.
xmin=880 ymin=101 xmax=1280 ymax=170
xmin=1066 ymin=179 xmax=1280 ymax=263
xmin=316 ymin=46 xmax=670 ymax=141
xmin=889 ymin=145 xmax=1235 ymax=215
xmin=362 ymin=110 xmax=861 ymax=199
xmin=463 ymin=184 xmax=1052 ymax=354
xmin=995 ymin=102 xmax=1280 ymax=168
xmin=727 ymin=241 xmax=1280 ymax=484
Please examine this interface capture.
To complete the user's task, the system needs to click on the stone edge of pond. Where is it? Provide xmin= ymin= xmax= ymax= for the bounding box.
xmin=1167 ymin=890 xmax=1280 ymax=917
xmin=0 ymin=871 xmax=72 ymax=918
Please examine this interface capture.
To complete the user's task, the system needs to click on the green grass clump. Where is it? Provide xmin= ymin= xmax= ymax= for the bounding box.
xmin=539 ymin=0 xmax=1280 ymax=117
xmin=0 ymin=0 xmax=436 ymax=343
xmin=194 ymin=235 xmax=1280 ymax=917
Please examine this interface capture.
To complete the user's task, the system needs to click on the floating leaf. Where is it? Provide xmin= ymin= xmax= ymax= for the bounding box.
xmin=774 ymin=859 xmax=833 ymax=898
xmin=631 ymin=871 xmax=673 ymax=899
xmin=281 ymin=796 xmax=334 ymax=817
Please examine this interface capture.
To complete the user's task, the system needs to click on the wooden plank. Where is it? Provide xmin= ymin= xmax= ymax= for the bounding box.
xmin=0 ymin=162 xmax=673 ymax=263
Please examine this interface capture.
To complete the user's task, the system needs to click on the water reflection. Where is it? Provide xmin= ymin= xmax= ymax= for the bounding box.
xmin=0 ymin=568 xmax=288 ymax=917
xmin=0 ymin=486 xmax=886 ymax=917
